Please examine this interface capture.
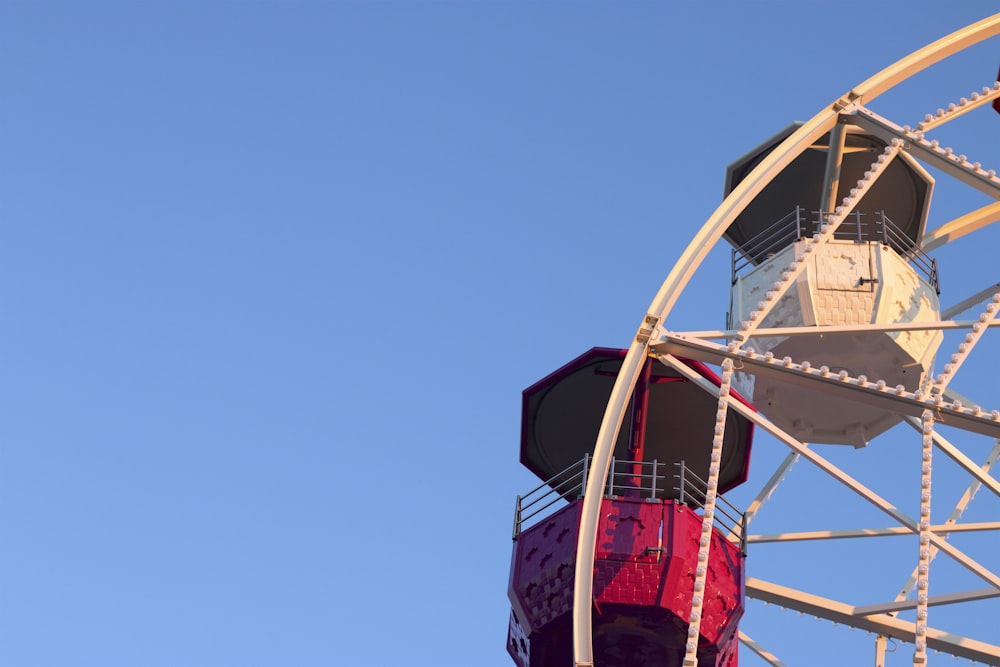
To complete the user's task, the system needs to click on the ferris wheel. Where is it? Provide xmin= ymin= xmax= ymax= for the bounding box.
xmin=507 ymin=12 xmax=1000 ymax=667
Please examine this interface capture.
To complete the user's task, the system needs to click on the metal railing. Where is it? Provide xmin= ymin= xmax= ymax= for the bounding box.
xmin=512 ymin=455 xmax=669 ymax=539
xmin=731 ymin=206 xmax=940 ymax=294
xmin=875 ymin=211 xmax=939 ymax=293
xmin=512 ymin=456 xmax=591 ymax=540
xmin=512 ymin=455 xmax=746 ymax=554
xmin=674 ymin=461 xmax=747 ymax=555
xmin=731 ymin=207 xmax=808 ymax=279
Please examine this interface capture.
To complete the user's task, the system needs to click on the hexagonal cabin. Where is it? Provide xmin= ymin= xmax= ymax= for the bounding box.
xmin=507 ymin=348 xmax=755 ymax=667
xmin=725 ymin=123 xmax=942 ymax=446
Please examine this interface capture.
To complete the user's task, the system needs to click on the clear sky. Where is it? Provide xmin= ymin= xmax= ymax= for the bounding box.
xmin=3 ymin=2 xmax=1000 ymax=666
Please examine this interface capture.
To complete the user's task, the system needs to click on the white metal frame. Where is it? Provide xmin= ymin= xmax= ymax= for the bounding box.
xmin=571 ymin=13 xmax=1000 ymax=667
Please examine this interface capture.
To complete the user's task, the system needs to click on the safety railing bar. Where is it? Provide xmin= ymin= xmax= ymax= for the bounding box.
xmin=545 ymin=471 xmax=586 ymax=495
xmin=877 ymin=212 xmax=939 ymax=290
xmin=852 ymin=210 xmax=865 ymax=242
xmin=739 ymin=224 xmax=800 ymax=256
xmin=735 ymin=228 xmax=799 ymax=265
xmin=513 ymin=496 xmax=522 ymax=541
xmin=712 ymin=518 xmax=739 ymax=532
xmin=521 ymin=473 xmax=586 ymax=498
xmin=609 ymin=460 xmax=670 ymax=473
xmin=605 ymin=473 xmax=670 ymax=499
xmin=677 ymin=496 xmax=742 ymax=541
xmin=516 ymin=458 xmax=588 ymax=500
xmin=713 ymin=494 xmax=742 ymax=513
xmin=518 ymin=482 xmax=584 ymax=514
xmin=673 ymin=461 xmax=747 ymax=546
xmin=610 ymin=470 xmax=669 ymax=485
xmin=904 ymin=248 xmax=934 ymax=268
xmin=516 ymin=456 xmax=749 ymax=541
xmin=518 ymin=494 xmax=575 ymax=527
xmin=736 ymin=207 xmax=804 ymax=249
xmin=731 ymin=207 xmax=807 ymax=278
xmin=881 ymin=226 xmax=918 ymax=255
xmin=677 ymin=461 xmax=687 ymax=505
xmin=514 ymin=475 xmax=588 ymax=536
xmin=732 ymin=206 xmax=940 ymax=292
xmin=675 ymin=474 xmax=708 ymax=493
xmin=710 ymin=520 xmax=740 ymax=536
xmin=677 ymin=486 xmax=707 ymax=507
xmin=712 ymin=506 xmax=743 ymax=527
xmin=701 ymin=509 xmax=742 ymax=542
xmin=516 ymin=496 xmax=568 ymax=525
xmin=678 ymin=480 xmax=741 ymax=518
xmin=814 ymin=211 xmax=862 ymax=241
xmin=676 ymin=467 xmax=710 ymax=488
xmin=714 ymin=505 xmax=742 ymax=524
xmin=714 ymin=492 xmax=743 ymax=513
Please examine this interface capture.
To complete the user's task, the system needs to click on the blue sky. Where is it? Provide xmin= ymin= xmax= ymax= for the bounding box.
xmin=3 ymin=2 xmax=1000 ymax=666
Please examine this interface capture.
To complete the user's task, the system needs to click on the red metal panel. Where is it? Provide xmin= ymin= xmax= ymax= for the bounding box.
xmin=660 ymin=502 xmax=699 ymax=619
xmin=508 ymin=497 xmax=745 ymax=666
xmin=702 ymin=528 xmax=745 ymax=647
xmin=595 ymin=497 xmax=662 ymax=562
xmin=994 ymin=66 xmax=1000 ymax=114
xmin=509 ymin=501 xmax=582 ymax=634
xmin=714 ymin=628 xmax=740 ymax=667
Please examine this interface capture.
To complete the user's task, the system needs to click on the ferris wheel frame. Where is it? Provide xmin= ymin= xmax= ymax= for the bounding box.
xmin=572 ymin=13 xmax=1000 ymax=667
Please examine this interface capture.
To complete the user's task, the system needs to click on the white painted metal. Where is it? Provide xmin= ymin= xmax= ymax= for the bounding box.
xmin=851 ymin=105 xmax=1000 ymax=199
xmin=747 ymin=522 xmax=1000 ymax=543
xmin=653 ymin=332 xmax=1000 ymax=440
xmin=932 ymin=292 xmax=1000 ymax=391
xmin=678 ymin=319 xmax=1000 ymax=340
xmin=903 ymin=417 xmax=1000 ymax=498
xmin=745 ymin=578 xmax=1000 ymax=665
xmin=681 ymin=358 xmax=734 ymax=667
xmin=854 ymin=588 xmax=1000 ymax=616
xmin=730 ymin=141 xmax=903 ymax=350
xmin=660 ymin=354 xmax=1000 ymax=591
xmin=915 ymin=81 xmax=1000 ymax=131
xmin=913 ymin=410 xmax=933 ymax=663
xmin=739 ymin=632 xmax=789 ymax=667
xmin=729 ymin=232 xmax=942 ymax=445
xmin=820 ymin=121 xmax=849 ymax=213
xmin=891 ymin=437 xmax=1000 ymax=617
xmin=743 ymin=451 xmax=799 ymax=529
xmin=660 ymin=355 xmax=1000 ymax=662
xmin=571 ymin=14 xmax=1000 ymax=667
xmin=923 ymin=202 xmax=1000 ymax=252
xmin=942 ymin=281 xmax=1000 ymax=318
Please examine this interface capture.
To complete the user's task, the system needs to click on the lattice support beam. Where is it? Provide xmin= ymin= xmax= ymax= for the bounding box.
xmin=682 ymin=359 xmax=733 ymax=667
xmin=652 ymin=333 xmax=1000 ymax=439
xmin=746 ymin=578 xmax=1000 ymax=665
xmin=658 ymin=354 xmax=1000 ymax=591
xmin=851 ymin=105 xmax=1000 ymax=199
xmin=913 ymin=410 xmax=934 ymax=664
